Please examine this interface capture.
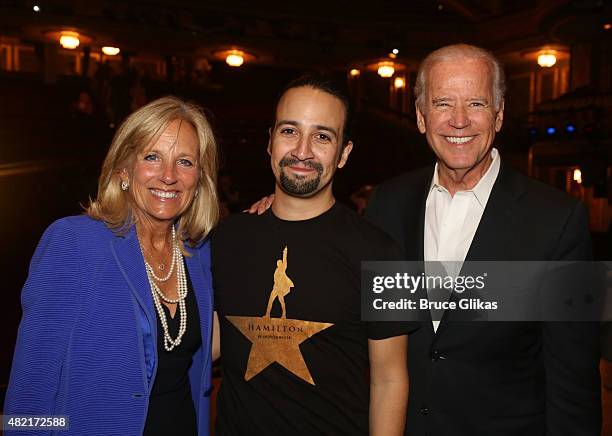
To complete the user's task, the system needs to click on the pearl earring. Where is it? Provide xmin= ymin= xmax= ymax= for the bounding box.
xmin=121 ymin=180 xmax=129 ymax=191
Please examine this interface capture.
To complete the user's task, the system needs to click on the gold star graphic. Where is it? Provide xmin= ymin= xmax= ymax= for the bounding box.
xmin=227 ymin=315 xmax=333 ymax=385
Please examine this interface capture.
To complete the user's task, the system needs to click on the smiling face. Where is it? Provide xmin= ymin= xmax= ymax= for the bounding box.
xmin=416 ymin=57 xmax=504 ymax=178
xmin=268 ymin=86 xmax=353 ymax=199
xmin=122 ymin=118 xmax=200 ymax=227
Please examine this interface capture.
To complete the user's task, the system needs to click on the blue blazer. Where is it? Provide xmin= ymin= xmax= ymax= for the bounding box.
xmin=4 ymin=216 xmax=214 ymax=435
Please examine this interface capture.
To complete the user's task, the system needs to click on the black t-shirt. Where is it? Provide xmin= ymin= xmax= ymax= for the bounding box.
xmin=212 ymin=202 xmax=417 ymax=435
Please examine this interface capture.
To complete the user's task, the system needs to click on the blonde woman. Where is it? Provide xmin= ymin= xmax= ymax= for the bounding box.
xmin=5 ymin=96 xmax=219 ymax=436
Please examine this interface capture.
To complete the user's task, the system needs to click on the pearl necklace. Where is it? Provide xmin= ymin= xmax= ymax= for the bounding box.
xmin=143 ymin=227 xmax=178 ymax=283
xmin=141 ymin=226 xmax=188 ymax=352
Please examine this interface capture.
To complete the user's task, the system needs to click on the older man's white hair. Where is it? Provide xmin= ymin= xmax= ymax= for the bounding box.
xmin=414 ymin=43 xmax=506 ymax=112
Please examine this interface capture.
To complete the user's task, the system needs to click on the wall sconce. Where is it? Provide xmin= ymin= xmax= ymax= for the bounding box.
xmin=349 ymin=68 xmax=360 ymax=77
xmin=394 ymin=77 xmax=405 ymax=88
xmin=573 ymin=168 xmax=582 ymax=184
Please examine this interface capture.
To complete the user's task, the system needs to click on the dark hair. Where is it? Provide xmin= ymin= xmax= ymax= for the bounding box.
xmin=277 ymin=74 xmax=353 ymax=146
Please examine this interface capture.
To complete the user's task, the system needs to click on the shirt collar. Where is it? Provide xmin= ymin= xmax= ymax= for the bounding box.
xmin=429 ymin=148 xmax=501 ymax=208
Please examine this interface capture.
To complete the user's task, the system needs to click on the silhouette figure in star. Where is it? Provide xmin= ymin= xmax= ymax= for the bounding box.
xmin=265 ymin=246 xmax=294 ymax=319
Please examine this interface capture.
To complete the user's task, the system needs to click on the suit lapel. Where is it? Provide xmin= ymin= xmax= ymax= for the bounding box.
xmin=465 ymin=163 xmax=523 ymax=262
xmin=416 ymin=187 xmax=428 ymax=262
xmin=434 ymin=163 xmax=524 ymax=334
xmin=406 ymin=167 xmax=433 ymax=261
xmin=111 ymin=227 xmax=156 ymax=331
xmin=410 ymin=168 xmax=435 ymax=335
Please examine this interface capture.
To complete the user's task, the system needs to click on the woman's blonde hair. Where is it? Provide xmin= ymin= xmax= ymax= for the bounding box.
xmin=86 ymin=96 xmax=219 ymax=245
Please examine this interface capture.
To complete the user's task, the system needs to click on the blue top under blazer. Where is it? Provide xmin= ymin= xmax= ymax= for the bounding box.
xmin=4 ymin=215 xmax=214 ymax=436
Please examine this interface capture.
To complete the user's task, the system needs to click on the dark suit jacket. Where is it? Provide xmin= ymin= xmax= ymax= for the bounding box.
xmin=365 ymin=163 xmax=601 ymax=436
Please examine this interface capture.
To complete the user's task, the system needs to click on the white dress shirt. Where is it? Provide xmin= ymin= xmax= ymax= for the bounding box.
xmin=424 ymin=148 xmax=501 ymax=331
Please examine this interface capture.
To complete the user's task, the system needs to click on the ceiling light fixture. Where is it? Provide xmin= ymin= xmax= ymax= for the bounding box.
xmin=537 ymin=51 xmax=557 ymax=68
xmin=59 ymin=32 xmax=80 ymax=49
xmin=377 ymin=62 xmax=395 ymax=78
xmin=226 ymin=50 xmax=244 ymax=67
xmin=102 ymin=46 xmax=120 ymax=56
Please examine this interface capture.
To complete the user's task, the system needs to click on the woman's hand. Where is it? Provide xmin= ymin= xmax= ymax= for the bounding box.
xmin=244 ymin=194 xmax=275 ymax=215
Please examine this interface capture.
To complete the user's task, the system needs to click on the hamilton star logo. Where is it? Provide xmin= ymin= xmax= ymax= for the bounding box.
xmin=226 ymin=246 xmax=333 ymax=385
